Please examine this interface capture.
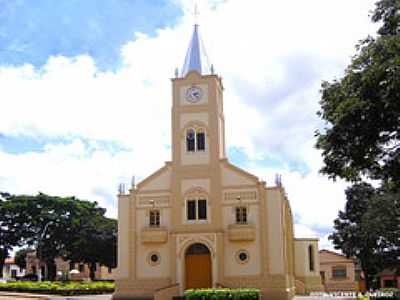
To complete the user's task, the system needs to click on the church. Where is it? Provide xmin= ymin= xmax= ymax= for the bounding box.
xmin=113 ymin=23 xmax=323 ymax=300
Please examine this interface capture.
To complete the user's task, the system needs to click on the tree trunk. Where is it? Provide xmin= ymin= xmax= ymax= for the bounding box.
xmin=0 ymin=248 xmax=8 ymax=279
xmin=361 ymin=258 xmax=374 ymax=291
xmin=0 ymin=261 xmax=4 ymax=279
xmin=45 ymin=259 xmax=57 ymax=281
xmin=89 ymin=262 xmax=96 ymax=281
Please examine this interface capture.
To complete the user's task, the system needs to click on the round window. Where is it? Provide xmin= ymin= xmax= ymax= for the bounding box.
xmin=236 ymin=250 xmax=250 ymax=264
xmin=147 ymin=252 xmax=161 ymax=266
xmin=239 ymin=252 xmax=248 ymax=261
xmin=151 ymin=254 xmax=159 ymax=263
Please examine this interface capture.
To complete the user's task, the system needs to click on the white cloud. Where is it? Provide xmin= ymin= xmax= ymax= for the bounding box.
xmin=0 ymin=0 xmax=378 ymax=247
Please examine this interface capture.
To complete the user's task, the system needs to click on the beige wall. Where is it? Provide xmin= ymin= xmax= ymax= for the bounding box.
xmin=294 ymin=239 xmax=323 ymax=294
xmin=136 ymin=242 xmax=170 ymax=279
xmin=181 ymin=178 xmax=210 ymax=194
xmin=294 ymin=239 xmax=320 ymax=278
xmin=221 ymin=165 xmax=256 ymax=186
xmin=222 ymin=202 xmax=261 ymax=277
xmin=266 ymin=188 xmax=284 ymax=275
xmin=116 ymin=194 xmax=130 ymax=279
xmin=140 ymin=168 xmax=171 ymax=191
xmin=135 ymin=192 xmax=171 ymax=279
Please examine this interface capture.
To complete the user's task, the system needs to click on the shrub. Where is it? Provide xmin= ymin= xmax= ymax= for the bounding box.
xmin=0 ymin=281 xmax=114 ymax=295
xmin=184 ymin=288 xmax=260 ymax=300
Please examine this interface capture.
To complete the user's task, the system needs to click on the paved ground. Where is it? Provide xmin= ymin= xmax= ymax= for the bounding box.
xmin=0 ymin=294 xmax=355 ymax=300
xmin=0 ymin=297 xmax=43 ymax=300
xmin=0 ymin=293 xmax=112 ymax=300
xmin=52 ymin=295 xmax=112 ymax=300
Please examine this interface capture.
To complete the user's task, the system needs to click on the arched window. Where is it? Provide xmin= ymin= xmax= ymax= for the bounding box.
xmin=186 ymin=129 xmax=195 ymax=152
xmin=185 ymin=127 xmax=206 ymax=152
xmin=197 ymin=130 xmax=205 ymax=151
xmin=308 ymin=245 xmax=315 ymax=271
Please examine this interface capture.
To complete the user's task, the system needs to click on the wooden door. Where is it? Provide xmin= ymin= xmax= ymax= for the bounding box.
xmin=185 ymin=253 xmax=212 ymax=289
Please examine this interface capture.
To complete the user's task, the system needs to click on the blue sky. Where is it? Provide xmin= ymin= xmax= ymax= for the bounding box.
xmin=0 ymin=0 xmax=181 ymax=70
xmin=0 ymin=0 xmax=378 ymax=248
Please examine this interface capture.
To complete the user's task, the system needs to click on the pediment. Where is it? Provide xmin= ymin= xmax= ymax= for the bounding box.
xmin=136 ymin=163 xmax=171 ymax=191
xmin=221 ymin=161 xmax=259 ymax=187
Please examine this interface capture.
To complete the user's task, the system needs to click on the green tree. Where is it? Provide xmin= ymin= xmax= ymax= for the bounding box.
xmin=330 ymin=183 xmax=400 ymax=289
xmin=363 ymin=189 xmax=400 ymax=272
xmin=2 ymin=193 xmax=77 ymax=280
xmin=330 ymin=183 xmax=379 ymax=289
xmin=1 ymin=193 xmax=115 ymax=281
xmin=0 ymin=192 xmax=117 ymax=281
xmin=315 ymin=0 xmax=400 ymax=185
xmin=15 ymin=248 xmax=33 ymax=270
xmin=66 ymin=214 xmax=117 ymax=280
xmin=0 ymin=192 xmax=24 ymax=278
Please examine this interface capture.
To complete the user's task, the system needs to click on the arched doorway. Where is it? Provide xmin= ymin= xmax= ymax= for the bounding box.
xmin=185 ymin=243 xmax=212 ymax=289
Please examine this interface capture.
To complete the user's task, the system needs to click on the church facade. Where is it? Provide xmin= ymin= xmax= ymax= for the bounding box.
xmin=113 ymin=24 xmax=323 ymax=300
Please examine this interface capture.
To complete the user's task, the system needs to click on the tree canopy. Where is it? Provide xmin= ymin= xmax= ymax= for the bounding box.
xmin=317 ymin=0 xmax=400 ymax=287
xmin=0 ymin=192 xmax=116 ymax=280
xmin=316 ymin=0 xmax=400 ymax=185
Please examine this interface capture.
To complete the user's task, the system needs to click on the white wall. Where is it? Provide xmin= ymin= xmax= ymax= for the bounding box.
xmin=2 ymin=264 xmax=25 ymax=280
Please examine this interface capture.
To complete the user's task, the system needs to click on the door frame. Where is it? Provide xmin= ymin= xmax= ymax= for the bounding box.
xmin=177 ymin=239 xmax=217 ymax=294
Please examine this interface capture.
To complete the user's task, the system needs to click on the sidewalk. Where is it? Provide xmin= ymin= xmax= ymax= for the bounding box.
xmin=0 ymin=291 xmax=52 ymax=299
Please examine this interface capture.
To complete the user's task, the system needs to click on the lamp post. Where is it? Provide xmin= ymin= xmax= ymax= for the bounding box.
xmin=37 ymin=221 xmax=53 ymax=281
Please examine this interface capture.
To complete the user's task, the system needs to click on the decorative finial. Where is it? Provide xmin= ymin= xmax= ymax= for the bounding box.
xmin=118 ymin=183 xmax=126 ymax=194
xmin=131 ymin=175 xmax=136 ymax=189
xmin=175 ymin=68 xmax=179 ymax=78
xmin=210 ymin=64 xmax=214 ymax=74
xmin=275 ymin=174 xmax=282 ymax=187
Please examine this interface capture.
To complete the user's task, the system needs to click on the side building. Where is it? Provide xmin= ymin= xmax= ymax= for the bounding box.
xmin=319 ymin=249 xmax=357 ymax=292
xmin=2 ymin=258 xmax=25 ymax=280
xmin=25 ymin=251 xmax=115 ymax=281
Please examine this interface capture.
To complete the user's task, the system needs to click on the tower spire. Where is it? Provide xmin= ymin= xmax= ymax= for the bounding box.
xmin=180 ymin=4 xmax=211 ymax=77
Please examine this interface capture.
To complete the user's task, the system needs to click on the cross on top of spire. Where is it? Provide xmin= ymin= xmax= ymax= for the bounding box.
xmin=194 ymin=3 xmax=200 ymax=25
xmin=180 ymin=3 xmax=212 ymax=77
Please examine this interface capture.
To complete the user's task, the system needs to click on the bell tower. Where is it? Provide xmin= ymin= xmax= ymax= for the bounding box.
xmin=171 ymin=24 xmax=226 ymax=167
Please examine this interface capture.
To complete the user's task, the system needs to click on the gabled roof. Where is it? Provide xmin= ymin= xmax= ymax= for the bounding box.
xmin=181 ymin=24 xmax=211 ymax=77
xmin=5 ymin=258 xmax=15 ymax=264
xmin=319 ymin=249 xmax=355 ymax=262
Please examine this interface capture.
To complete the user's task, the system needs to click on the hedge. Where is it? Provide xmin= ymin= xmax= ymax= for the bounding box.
xmin=184 ymin=288 xmax=260 ymax=300
xmin=0 ymin=281 xmax=114 ymax=295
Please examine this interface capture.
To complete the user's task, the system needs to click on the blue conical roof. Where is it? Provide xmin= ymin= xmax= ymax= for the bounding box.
xmin=181 ymin=24 xmax=211 ymax=77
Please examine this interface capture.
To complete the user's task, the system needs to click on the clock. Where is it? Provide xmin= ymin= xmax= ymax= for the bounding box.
xmin=185 ymin=86 xmax=203 ymax=103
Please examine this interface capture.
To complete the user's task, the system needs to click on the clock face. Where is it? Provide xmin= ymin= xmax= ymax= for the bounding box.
xmin=185 ymin=86 xmax=203 ymax=103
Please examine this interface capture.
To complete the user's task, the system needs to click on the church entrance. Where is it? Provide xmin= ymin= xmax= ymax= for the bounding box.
xmin=185 ymin=243 xmax=212 ymax=289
